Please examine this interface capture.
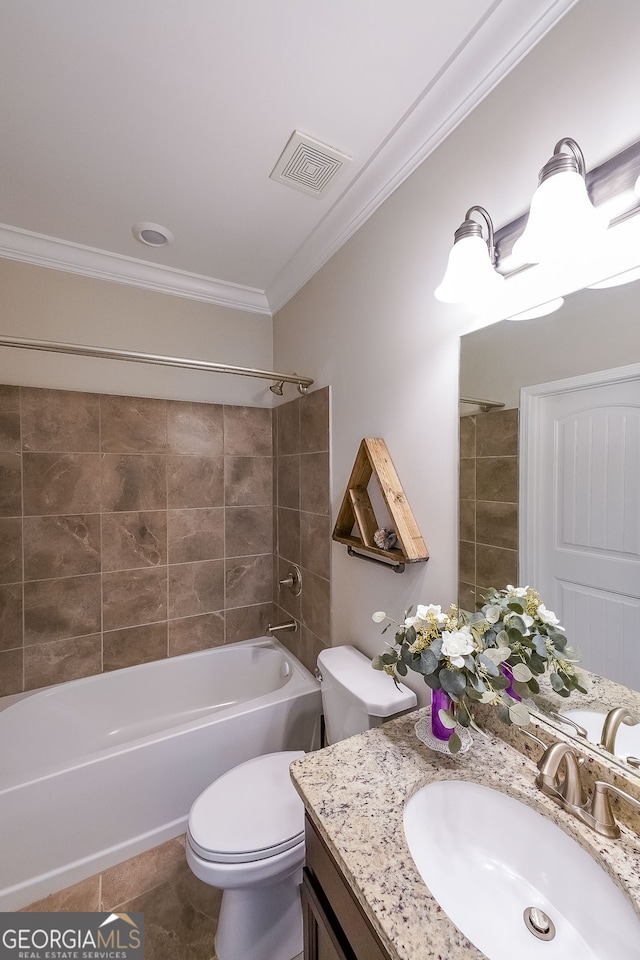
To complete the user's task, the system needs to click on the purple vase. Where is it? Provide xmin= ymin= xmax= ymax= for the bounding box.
xmin=431 ymin=687 xmax=453 ymax=740
xmin=502 ymin=664 xmax=522 ymax=701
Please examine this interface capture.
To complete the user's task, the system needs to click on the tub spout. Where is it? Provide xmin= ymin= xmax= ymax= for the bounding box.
xmin=267 ymin=620 xmax=298 ymax=635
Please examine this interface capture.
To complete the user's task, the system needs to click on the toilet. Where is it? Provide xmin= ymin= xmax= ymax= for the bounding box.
xmin=185 ymin=645 xmax=417 ymax=960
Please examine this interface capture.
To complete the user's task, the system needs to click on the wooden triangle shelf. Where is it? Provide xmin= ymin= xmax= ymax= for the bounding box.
xmin=332 ymin=438 xmax=429 ymax=570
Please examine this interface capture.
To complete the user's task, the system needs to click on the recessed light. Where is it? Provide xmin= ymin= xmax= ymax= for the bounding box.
xmin=132 ymin=221 xmax=174 ymax=247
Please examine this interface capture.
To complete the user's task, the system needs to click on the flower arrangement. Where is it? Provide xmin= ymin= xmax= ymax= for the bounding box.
xmin=372 ymin=586 xmax=586 ymax=753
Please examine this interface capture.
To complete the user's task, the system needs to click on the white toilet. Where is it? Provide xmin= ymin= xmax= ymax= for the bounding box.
xmin=185 ymin=645 xmax=416 ymax=960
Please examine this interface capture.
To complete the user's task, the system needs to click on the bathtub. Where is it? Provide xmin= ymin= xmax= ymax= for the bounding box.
xmin=0 ymin=637 xmax=321 ymax=910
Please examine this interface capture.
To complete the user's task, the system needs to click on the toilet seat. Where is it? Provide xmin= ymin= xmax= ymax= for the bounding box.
xmin=188 ymin=751 xmax=305 ymax=864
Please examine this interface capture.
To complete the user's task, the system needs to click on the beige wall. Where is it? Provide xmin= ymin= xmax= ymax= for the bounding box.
xmin=0 ymin=260 xmax=274 ymax=407
xmin=273 ymin=0 xmax=640 ymax=704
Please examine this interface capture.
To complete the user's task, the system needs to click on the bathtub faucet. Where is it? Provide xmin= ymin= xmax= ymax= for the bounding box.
xmin=267 ymin=620 xmax=298 ymax=635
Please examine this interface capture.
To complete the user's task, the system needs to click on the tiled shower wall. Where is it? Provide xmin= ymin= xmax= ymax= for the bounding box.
xmin=272 ymin=388 xmax=331 ymax=673
xmin=459 ymin=407 xmax=519 ymax=611
xmin=0 ymin=385 xmax=276 ymax=696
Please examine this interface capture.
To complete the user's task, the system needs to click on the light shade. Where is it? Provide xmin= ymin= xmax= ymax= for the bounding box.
xmin=512 ymin=138 xmax=609 ymax=266
xmin=435 ymin=206 xmax=504 ymax=304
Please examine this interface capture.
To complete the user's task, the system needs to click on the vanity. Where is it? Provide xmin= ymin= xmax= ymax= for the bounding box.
xmin=290 ymin=707 xmax=640 ymax=960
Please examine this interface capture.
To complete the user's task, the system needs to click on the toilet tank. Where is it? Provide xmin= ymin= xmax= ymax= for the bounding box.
xmin=317 ymin=645 xmax=417 ymax=745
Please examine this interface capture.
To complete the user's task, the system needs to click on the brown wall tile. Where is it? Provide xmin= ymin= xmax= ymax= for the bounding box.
xmin=101 ymin=837 xmax=186 ymax=910
xmin=459 ymin=500 xmax=475 ymax=543
xmin=167 ymin=401 xmax=223 ymax=455
xmin=167 ymin=456 xmax=224 ymax=508
xmin=0 ymin=385 xmax=21 ymax=451
xmin=103 ymin=622 xmax=168 ymax=671
xmin=23 ymin=453 xmax=100 ymax=516
xmin=277 ymin=455 xmax=300 ymax=509
xmin=225 ymin=505 xmax=273 ymax=557
xmin=459 ymin=539 xmax=476 ymax=586
xmin=277 ymin=507 xmax=300 ymax=565
xmin=225 ymin=554 xmax=273 ymax=607
xmin=276 ymin=400 xmax=299 ymax=456
xmin=102 ymin=511 xmax=167 ymax=571
xmin=168 ymin=560 xmax=224 ymax=619
xmin=102 ymin=567 xmax=167 ymax=631
xmin=0 ymin=517 xmax=22 ymax=583
xmin=168 ymin=613 xmax=224 ymax=656
xmin=476 ymin=544 xmax=518 ymax=592
xmin=276 ymin=556 xmax=301 ymax=623
xmin=21 ymin=388 xmax=99 ymax=452
xmin=300 ymin=452 xmax=329 ymax=515
xmin=0 ymin=648 xmax=23 ymax=696
xmin=476 ymin=408 xmax=518 ymax=457
xmin=224 ymin=406 xmax=272 ymax=456
xmin=300 ymin=512 xmax=331 ymax=580
xmin=301 ymin=572 xmax=330 ymax=644
xmin=225 ymin=603 xmax=274 ymax=644
xmin=0 ymin=582 xmax=23 ymax=650
xmin=168 ymin=508 xmax=224 ymax=563
xmin=100 ymin=396 xmax=167 ymax=453
xmin=0 ymin=452 xmax=22 ymax=516
xmin=101 ymin=454 xmax=166 ymax=512
xmin=476 ymin=456 xmax=518 ymax=503
xmin=24 ymin=634 xmax=102 ymax=689
xmin=224 ymin=457 xmax=272 ymax=506
xmin=23 ymin=515 xmax=101 ymax=580
xmin=22 ymin=876 xmax=101 ymax=913
xmin=24 ymin=575 xmax=101 ymax=644
xmin=476 ymin=501 xmax=518 ymax=551
xmin=300 ymin=387 xmax=329 ymax=453
xmin=459 ymin=415 xmax=476 ymax=459
xmin=459 ymin=457 xmax=475 ymax=501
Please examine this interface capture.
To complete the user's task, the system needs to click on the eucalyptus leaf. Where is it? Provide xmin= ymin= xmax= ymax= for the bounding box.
xmin=420 ymin=648 xmax=439 ymax=675
xmin=371 ymin=656 xmax=385 ymax=671
xmin=423 ymin=673 xmax=441 ymax=691
xmin=430 ymin=636 xmax=443 ymax=658
xmin=448 ymin=732 xmax=462 ymax=754
xmin=497 ymin=630 xmax=510 ymax=645
xmin=440 ymin=669 xmax=467 ymax=698
xmin=508 ymin=702 xmax=531 ymax=726
xmin=479 ymin=653 xmax=500 ymax=677
xmin=396 ymin=660 xmax=408 ymax=676
xmin=506 ymin=600 xmax=524 ymax=613
xmin=550 ymin=671 xmax=566 ymax=692
xmin=512 ymin=662 xmax=533 ymax=682
xmin=405 ymin=625 xmax=416 ymax=645
xmin=438 ymin=709 xmax=457 ymax=729
xmin=381 ymin=652 xmax=397 ymax=665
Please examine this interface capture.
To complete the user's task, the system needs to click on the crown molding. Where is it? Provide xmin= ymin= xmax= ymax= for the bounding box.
xmin=0 ymin=0 xmax=576 ymax=319
xmin=266 ymin=0 xmax=578 ymax=313
xmin=0 ymin=224 xmax=272 ymax=316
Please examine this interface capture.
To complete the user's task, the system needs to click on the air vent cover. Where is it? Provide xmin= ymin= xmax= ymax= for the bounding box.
xmin=270 ymin=131 xmax=351 ymax=197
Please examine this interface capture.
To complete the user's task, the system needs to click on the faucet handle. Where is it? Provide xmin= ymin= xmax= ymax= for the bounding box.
xmin=537 ymin=742 xmax=586 ymax=808
xmin=588 ymin=781 xmax=640 ymax=839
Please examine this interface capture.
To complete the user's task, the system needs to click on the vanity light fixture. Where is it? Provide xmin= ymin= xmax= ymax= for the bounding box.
xmin=512 ymin=138 xmax=609 ymax=266
xmin=434 ymin=205 xmax=504 ymax=304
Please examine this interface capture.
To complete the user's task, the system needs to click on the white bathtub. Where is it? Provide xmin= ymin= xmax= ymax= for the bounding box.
xmin=0 ymin=637 xmax=321 ymax=910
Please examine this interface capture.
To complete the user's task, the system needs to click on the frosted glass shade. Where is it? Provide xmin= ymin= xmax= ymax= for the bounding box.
xmin=513 ymin=170 xmax=609 ymax=265
xmin=434 ymin=235 xmax=504 ymax=304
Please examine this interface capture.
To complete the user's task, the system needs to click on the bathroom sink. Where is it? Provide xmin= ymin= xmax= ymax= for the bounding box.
xmin=403 ymin=780 xmax=640 ymax=960
xmin=560 ymin=708 xmax=640 ymax=760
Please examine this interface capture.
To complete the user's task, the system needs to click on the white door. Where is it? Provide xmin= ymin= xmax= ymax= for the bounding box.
xmin=521 ymin=364 xmax=640 ymax=689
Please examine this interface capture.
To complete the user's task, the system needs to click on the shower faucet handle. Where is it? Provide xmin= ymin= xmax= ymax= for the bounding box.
xmin=278 ymin=563 xmax=302 ymax=597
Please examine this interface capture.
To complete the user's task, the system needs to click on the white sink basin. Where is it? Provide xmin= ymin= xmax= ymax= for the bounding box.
xmin=561 ymin=709 xmax=640 ymax=760
xmin=403 ymin=780 xmax=640 ymax=960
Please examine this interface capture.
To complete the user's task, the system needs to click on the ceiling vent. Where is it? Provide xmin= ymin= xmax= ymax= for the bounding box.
xmin=270 ymin=131 xmax=351 ymax=197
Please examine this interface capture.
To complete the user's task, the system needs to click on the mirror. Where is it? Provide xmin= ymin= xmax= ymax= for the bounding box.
xmin=459 ymin=279 xmax=640 ymax=774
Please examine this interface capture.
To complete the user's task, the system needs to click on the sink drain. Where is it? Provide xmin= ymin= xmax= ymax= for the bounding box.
xmin=523 ymin=907 xmax=556 ymax=941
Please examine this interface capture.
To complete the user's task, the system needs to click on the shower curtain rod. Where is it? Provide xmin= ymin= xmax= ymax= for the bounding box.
xmin=0 ymin=335 xmax=314 ymax=394
xmin=460 ymin=396 xmax=505 ymax=412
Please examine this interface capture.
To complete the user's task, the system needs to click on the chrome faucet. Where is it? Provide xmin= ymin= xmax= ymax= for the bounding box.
xmin=599 ymin=707 xmax=640 ymax=754
xmin=537 ymin=741 xmax=640 ymax=838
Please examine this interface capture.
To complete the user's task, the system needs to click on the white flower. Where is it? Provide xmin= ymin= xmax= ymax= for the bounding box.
xmin=537 ymin=604 xmax=560 ymax=626
xmin=416 ymin=603 xmax=447 ymax=624
xmin=372 ymin=611 xmax=387 ymax=623
xmin=485 ymin=605 xmax=501 ymax=624
xmin=507 ymin=585 xmax=529 ymax=597
xmin=441 ymin=627 xmax=475 ymax=667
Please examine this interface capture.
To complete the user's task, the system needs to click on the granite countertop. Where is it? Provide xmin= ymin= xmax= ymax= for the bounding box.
xmin=290 ymin=707 xmax=640 ymax=960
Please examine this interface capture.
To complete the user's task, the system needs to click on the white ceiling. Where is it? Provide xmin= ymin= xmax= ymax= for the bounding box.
xmin=0 ymin=0 xmax=576 ymax=316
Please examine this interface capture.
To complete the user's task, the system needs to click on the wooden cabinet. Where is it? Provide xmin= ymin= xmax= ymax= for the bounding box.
xmin=302 ymin=815 xmax=390 ymax=960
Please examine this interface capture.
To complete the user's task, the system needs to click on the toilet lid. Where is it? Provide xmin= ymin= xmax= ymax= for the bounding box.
xmin=188 ymin=751 xmax=306 ymax=863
